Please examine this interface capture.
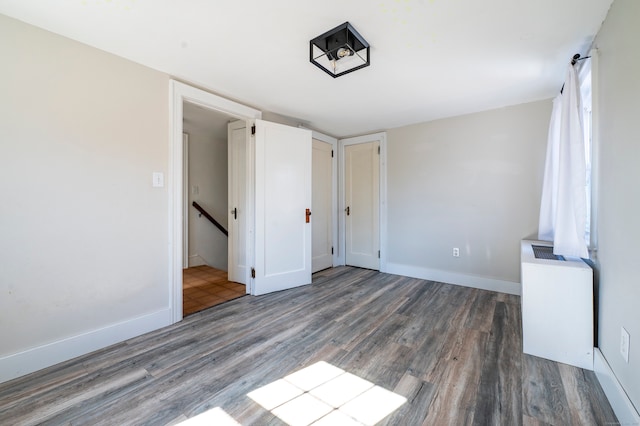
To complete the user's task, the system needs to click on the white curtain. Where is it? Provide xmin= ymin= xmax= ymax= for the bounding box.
xmin=538 ymin=64 xmax=589 ymax=258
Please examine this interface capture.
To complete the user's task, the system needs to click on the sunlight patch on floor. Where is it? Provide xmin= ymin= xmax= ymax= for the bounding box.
xmin=176 ymin=406 xmax=240 ymax=426
xmin=247 ymin=361 xmax=407 ymax=425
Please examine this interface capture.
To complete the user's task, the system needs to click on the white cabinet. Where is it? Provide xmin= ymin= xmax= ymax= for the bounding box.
xmin=521 ymin=240 xmax=594 ymax=370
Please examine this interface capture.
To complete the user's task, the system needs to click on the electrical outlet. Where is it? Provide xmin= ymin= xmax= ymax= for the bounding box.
xmin=621 ymin=327 xmax=630 ymax=363
xmin=453 ymin=247 xmax=460 ymax=257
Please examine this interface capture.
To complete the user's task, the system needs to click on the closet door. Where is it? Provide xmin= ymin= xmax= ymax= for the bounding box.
xmin=345 ymin=141 xmax=380 ymax=270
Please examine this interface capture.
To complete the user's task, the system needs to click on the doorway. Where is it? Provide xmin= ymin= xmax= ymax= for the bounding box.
xmin=312 ymin=136 xmax=338 ymax=273
xmin=339 ymin=132 xmax=388 ymax=272
xmin=182 ymin=102 xmax=245 ymax=315
xmin=169 ymin=80 xmax=262 ymax=323
xmin=170 ymin=81 xmax=377 ymax=322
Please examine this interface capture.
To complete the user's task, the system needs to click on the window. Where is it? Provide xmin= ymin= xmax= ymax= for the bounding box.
xmin=578 ymin=59 xmax=592 ymax=247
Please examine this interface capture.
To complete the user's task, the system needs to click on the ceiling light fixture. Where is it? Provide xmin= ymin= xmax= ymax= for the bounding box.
xmin=310 ymin=22 xmax=370 ymax=78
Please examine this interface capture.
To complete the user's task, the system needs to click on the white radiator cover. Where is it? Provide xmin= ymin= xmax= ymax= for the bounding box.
xmin=521 ymin=239 xmax=594 ymax=370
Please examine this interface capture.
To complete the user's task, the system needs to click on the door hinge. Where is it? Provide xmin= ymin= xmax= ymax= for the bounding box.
xmin=251 ymin=267 xmax=256 ymax=279
xmin=377 ymin=145 xmax=380 ymax=155
xmin=331 ymin=150 xmax=334 ymax=158
xmin=251 ymin=124 xmax=256 ymax=135
xmin=378 ymin=250 xmax=381 ymax=258
xmin=331 ymin=246 xmax=334 ymax=255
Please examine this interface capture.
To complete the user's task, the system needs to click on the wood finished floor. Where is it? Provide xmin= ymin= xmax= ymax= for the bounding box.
xmin=183 ymin=265 xmax=246 ymax=316
xmin=0 ymin=267 xmax=617 ymax=425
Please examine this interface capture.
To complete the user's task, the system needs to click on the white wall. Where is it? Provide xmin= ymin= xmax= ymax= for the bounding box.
xmin=184 ymin=124 xmax=228 ymax=270
xmin=386 ymin=100 xmax=551 ymax=293
xmin=0 ymin=15 xmax=171 ymax=381
xmin=593 ymin=0 xmax=640 ymax=413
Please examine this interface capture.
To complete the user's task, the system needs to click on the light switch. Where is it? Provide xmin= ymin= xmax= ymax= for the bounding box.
xmin=152 ymin=172 xmax=164 ymax=187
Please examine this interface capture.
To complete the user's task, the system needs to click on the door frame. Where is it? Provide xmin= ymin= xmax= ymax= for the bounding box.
xmin=182 ymin=133 xmax=189 ymax=269
xmin=311 ymin=130 xmax=339 ymax=268
xmin=169 ymin=80 xmax=261 ymax=323
xmin=338 ymin=132 xmax=388 ymax=272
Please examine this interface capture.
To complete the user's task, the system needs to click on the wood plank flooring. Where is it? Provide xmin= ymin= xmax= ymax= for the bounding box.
xmin=0 ymin=267 xmax=617 ymax=425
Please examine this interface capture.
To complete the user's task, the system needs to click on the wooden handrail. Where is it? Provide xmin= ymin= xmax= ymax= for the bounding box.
xmin=192 ymin=201 xmax=228 ymax=237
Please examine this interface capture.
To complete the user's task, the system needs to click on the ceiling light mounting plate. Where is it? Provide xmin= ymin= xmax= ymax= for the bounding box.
xmin=310 ymin=21 xmax=370 ymax=78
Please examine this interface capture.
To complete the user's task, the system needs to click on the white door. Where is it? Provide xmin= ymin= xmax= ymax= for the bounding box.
xmin=253 ymin=119 xmax=312 ymax=295
xmin=228 ymin=121 xmax=249 ymax=285
xmin=312 ymin=139 xmax=333 ymax=273
xmin=345 ymin=141 xmax=380 ymax=270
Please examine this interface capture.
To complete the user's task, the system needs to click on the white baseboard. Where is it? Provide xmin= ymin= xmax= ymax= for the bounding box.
xmin=188 ymin=254 xmax=206 ymax=267
xmin=0 ymin=307 xmax=172 ymax=384
xmin=594 ymin=348 xmax=640 ymax=425
xmin=385 ymin=263 xmax=521 ymax=295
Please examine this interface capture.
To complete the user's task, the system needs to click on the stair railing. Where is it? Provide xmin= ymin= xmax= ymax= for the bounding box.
xmin=192 ymin=201 xmax=228 ymax=237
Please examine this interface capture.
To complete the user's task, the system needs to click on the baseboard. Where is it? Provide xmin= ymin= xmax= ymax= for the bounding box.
xmin=0 ymin=307 xmax=172 ymax=384
xmin=188 ymin=254 xmax=206 ymax=267
xmin=385 ymin=263 xmax=521 ymax=295
xmin=594 ymin=348 xmax=640 ymax=425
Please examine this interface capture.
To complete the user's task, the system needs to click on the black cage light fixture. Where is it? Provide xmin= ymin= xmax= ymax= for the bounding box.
xmin=310 ymin=22 xmax=370 ymax=78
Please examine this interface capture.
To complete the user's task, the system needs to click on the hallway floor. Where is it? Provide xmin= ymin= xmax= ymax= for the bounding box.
xmin=182 ymin=265 xmax=246 ymax=316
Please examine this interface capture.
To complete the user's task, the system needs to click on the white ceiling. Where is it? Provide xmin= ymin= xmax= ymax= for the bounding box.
xmin=0 ymin=0 xmax=613 ymax=137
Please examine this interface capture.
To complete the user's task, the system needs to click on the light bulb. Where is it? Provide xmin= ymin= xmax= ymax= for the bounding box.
xmin=337 ymin=47 xmax=353 ymax=58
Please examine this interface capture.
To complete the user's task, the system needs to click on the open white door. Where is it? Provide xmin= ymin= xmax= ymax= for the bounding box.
xmin=228 ymin=121 xmax=250 ymax=285
xmin=253 ymin=119 xmax=312 ymax=295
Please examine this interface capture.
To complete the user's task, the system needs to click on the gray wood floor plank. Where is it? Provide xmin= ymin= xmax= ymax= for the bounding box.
xmin=0 ymin=267 xmax=617 ymax=426
xmin=523 ymin=354 xmax=573 ymax=425
xmin=523 ymin=414 xmax=554 ymax=425
xmin=405 ymin=328 xmax=450 ymax=379
xmin=0 ymin=359 xmax=89 ymax=410
xmin=557 ymin=361 xmax=618 ymax=425
xmin=394 ymin=278 xmax=442 ymax=317
xmin=464 ymin=289 xmax=497 ymax=333
xmin=473 ymin=301 xmax=523 ymax=426
xmin=421 ymin=289 xmax=478 ymax=383
xmin=497 ymin=291 xmax=521 ymax=305
xmin=422 ymin=328 xmax=489 ymax=425
xmin=379 ymin=372 xmax=436 ymax=426
xmin=8 ymin=365 xmax=151 ymax=426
